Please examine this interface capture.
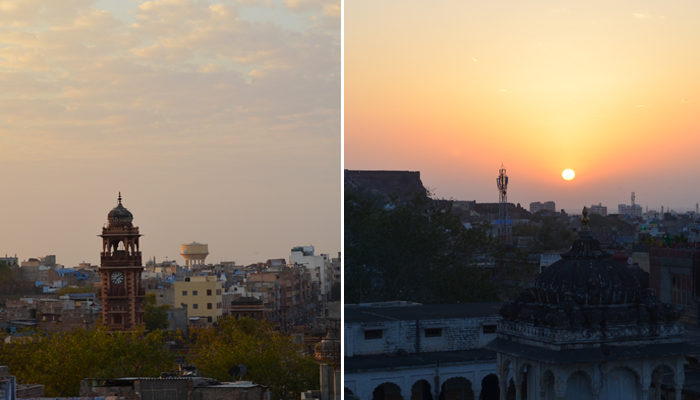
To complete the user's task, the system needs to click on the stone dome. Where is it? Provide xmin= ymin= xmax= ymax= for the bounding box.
xmin=107 ymin=193 xmax=133 ymax=227
xmin=533 ymin=230 xmax=645 ymax=306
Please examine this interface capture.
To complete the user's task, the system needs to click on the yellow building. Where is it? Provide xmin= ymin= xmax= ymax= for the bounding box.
xmin=174 ymin=276 xmax=223 ymax=324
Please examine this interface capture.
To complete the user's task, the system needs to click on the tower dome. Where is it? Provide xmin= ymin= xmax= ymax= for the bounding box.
xmin=107 ymin=193 xmax=133 ymax=228
xmin=532 ymin=229 xmax=645 ymax=306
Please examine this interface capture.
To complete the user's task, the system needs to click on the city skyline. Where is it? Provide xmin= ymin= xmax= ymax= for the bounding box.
xmin=0 ymin=0 xmax=340 ymax=267
xmin=345 ymin=1 xmax=700 ymax=213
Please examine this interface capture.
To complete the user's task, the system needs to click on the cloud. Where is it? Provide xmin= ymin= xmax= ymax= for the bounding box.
xmin=633 ymin=11 xmax=666 ymax=20
xmin=0 ymin=0 xmax=340 ymax=162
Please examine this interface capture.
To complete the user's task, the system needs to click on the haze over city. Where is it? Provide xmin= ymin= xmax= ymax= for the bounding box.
xmin=0 ymin=0 xmax=340 ymax=267
xmin=345 ymin=1 xmax=700 ymax=214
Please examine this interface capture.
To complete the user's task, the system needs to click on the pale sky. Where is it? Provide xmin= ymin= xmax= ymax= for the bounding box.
xmin=0 ymin=0 xmax=340 ymax=267
xmin=345 ymin=1 xmax=700 ymax=214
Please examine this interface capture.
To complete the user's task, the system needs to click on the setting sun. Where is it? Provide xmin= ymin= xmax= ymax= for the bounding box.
xmin=562 ymin=169 xmax=576 ymax=181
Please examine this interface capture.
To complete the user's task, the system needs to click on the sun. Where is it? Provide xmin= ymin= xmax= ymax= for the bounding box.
xmin=562 ymin=169 xmax=576 ymax=181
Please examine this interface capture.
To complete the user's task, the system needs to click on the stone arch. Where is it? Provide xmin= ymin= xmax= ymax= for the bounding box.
xmin=565 ymin=371 xmax=594 ymax=400
xmin=479 ymin=374 xmax=499 ymax=400
xmin=374 ymin=382 xmax=403 ymax=400
xmin=600 ymin=367 xmax=640 ymax=400
xmin=411 ymin=379 xmax=433 ymax=400
xmin=346 ymin=387 xmax=360 ymax=400
xmin=505 ymin=380 xmax=515 ymax=400
xmin=439 ymin=377 xmax=474 ymax=400
xmin=651 ymin=363 xmax=676 ymax=399
xmin=541 ymin=369 xmax=555 ymax=400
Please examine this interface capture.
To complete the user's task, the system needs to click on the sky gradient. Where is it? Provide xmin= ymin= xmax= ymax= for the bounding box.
xmin=0 ymin=0 xmax=340 ymax=267
xmin=345 ymin=1 xmax=700 ymax=214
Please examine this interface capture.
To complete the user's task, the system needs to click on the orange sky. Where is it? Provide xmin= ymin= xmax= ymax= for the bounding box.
xmin=345 ymin=1 xmax=700 ymax=212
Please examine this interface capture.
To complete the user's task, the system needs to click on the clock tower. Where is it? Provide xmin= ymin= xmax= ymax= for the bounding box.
xmin=99 ymin=193 xmax=145 ymax=330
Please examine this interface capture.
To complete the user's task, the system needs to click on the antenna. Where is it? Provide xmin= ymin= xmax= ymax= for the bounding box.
xmin=496 ymin=164 xmax=511 ymax=243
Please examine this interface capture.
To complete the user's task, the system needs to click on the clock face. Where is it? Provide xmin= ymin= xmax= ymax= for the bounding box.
xmin=110 ymin=271 xmax=125 ymax=285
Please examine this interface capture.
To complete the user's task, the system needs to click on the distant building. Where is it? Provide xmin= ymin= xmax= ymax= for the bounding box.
xmin=228 ymin=296 xmax=264 ymax=321
xmin=530 ymin=201 xmax=556 ymax=214
xmin=174 ymin=275 xmax=223 ymax=325
xmin=291 ymin=246 xmax=333 ymax=301
xmin=589 ymin=203 xmax=608 ymax=216
xmin=0 ymin=256 xmax=18 ymax=267
xmin=618 ymin=203 xmax=642 ymax=217
xmin=649 ymin=247 xmax=700 ymax=324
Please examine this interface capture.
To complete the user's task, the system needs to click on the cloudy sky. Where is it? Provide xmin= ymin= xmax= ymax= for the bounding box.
xmin=346 ymin=1 xmax=700 ymax=213
xmin=0 ymin=0 xmax=340 ymax=267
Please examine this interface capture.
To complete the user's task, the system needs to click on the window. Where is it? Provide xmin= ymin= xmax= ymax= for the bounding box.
xmin=193 ymin=303 xmax=199 ymax=309
xmin=207 ymin=289 xmax=212 ymax=296
xmin=207 ymin=303 xmax=213 ymax=309
xmin=216 ymin=289 xmax=221 ymax=295
xmin=193 ymin=290 xmax=198 ymax=296
xmin=207 ymin=316 xmax=212 ymax=323
xmin=364 ymin=329 xmax=383 ymax=340
xmin=217 ymin=302 xmax=222 ymax=309
xmin=483 ymin=325 xmax=497 ymax=334
xmin=182 ymin=290 xmax=187 ymax=296
xmin=424 ymin=328 xmax=442 ymax=337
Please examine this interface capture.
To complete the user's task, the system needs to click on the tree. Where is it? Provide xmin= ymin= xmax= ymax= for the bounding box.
xmin=0 ymin=327 xmax=175 ymax=396
xmin=345 ymin=188 xmax=497 ymax=304
xmin=143 ymin=292 xmax=170 ymax=331
xmin=190 ymin=317 xmax=318 ymax=400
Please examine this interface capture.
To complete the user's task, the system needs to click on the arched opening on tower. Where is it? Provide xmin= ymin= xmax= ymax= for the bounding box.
xmin=600 ymin=367 xmax=640 ymax=400
xmin=479 ymin=374 xmax=499 ymax=400
xmin=565 ymin=371 xmax=593 ymax=400
xmin=439 ymin=377 xmax=473 ymax=400
xmin=411 ymin=379 xmax=433 ymax=400
xmin=651 ymin=364 xmax=676 ymax=400
xmin=373 ymin=382 xmax=403 ymax=400
xmin=541 ymin=370 xmax=555 ymax=400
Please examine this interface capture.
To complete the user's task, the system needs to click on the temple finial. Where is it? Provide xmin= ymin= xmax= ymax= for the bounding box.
xmin=118 ymin=192 xmax=122 ymax=205
xmin=581 ymin=207 xmax=590 ymax=230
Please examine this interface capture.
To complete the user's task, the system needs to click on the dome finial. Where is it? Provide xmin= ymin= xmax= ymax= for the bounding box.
xmin=118 ymin=192 xmax=122 ymax=205
xmin=581 ymin=207 xmax=590 ymax=230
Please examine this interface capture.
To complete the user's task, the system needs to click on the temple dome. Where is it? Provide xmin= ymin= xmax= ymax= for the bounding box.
xmin=107 ymin=193 xmax=133 ymax=227
xmin=533 ymin=230 xmax=645 ymax=306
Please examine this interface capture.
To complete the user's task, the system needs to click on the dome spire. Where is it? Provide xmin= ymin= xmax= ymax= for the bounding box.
xmin=581 ymin=207 xmax=590 ymax=230
xmin=118 ymin=192 xmax=122 ymax=205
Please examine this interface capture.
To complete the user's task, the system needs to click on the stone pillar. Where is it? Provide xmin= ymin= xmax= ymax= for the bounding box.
xmin=472 ymin=383 xmax=482 ymax=400
xmin=401 ymin=384 xmax=411 ymax=400
xmin=675 ymin=357 xmax=685 ymax=400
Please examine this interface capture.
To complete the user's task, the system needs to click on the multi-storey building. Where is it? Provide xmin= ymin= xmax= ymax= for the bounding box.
xmin=529 ymin=201 xmax=556 ymax=214
xmin=589 ymin=202 xmax=608 ymax=216
xmin=344 ymin=302 xmax=502 ymax=400
xmin=291 ymin=246 xmax=333 ymax=301
xmin=174 ymin=275 xmax=223 ymax=325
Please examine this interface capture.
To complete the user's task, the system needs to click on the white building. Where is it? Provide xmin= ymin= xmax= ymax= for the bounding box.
xmin=344 ymin=302 xmax=502 ymax=400
xmin=291 ymin=246 xmax=333 ymax=301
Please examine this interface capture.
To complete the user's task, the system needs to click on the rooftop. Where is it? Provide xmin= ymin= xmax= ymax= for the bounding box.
xmin=345 ymin=302 xmax=502 ymax=323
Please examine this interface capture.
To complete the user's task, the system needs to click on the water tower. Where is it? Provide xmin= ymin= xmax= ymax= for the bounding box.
xmin=180 ymin=242 xmax=209 ymax=268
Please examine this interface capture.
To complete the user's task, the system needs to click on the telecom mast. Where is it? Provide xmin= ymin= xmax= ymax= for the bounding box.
xmin=496 ymin=164 xmax=511 ymax=243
